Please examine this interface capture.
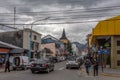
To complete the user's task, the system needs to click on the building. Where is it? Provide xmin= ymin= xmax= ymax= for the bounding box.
xmin=0 ymin=41 xmax=24 ymax=65
xmin=88 ymin=15 xmax=120 ymax=69
xmin=41 ymin=35 xmax=65 ymax=57
xmin=72 ymin=43 xmax=79 ymax=56
xmin=59 ymin=29 xmax=69 ymax=45
xmin=0 ymin=28 xmax=42 ymax=59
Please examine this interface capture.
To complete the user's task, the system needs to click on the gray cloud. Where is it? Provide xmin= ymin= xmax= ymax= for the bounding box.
xmin=0 ymin=0 xmax=120 ymax=44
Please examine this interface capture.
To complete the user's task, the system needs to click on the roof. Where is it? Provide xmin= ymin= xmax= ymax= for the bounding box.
xmin=92 ymin=15 xmax=120 ymax=36
xmin=0 ymin=41 xmax=22 ymax=49
xmin=42 ymin=34 xmax=58 ymax=41
xmin=0 ymin=41 xmax=24 ymax=53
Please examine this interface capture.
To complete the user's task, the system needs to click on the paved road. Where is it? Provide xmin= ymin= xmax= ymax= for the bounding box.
xmin=0 ymin=61 xmax=119 ymax=80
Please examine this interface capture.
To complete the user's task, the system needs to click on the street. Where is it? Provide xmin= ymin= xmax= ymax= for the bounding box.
xmin=0 ymin=61 xmax=119 ymax=80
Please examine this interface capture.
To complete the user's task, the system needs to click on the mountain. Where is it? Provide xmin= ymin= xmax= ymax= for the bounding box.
xmin=72 ymin=42 xmax=87 ymax=50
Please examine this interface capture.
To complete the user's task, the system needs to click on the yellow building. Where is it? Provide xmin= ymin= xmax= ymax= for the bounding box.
xmin=89 ymin=15 xmax=120 ymax=69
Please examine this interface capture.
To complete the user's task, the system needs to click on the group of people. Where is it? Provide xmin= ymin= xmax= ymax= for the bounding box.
xmin=84 ymin=57 xmax=99 ymax=76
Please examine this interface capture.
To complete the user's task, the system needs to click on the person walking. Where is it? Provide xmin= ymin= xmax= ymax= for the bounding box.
xmin=0 ymin=58 xmax=3 ymax=68
xmin=93 ymin=58 xmax=99 ymax=76
xmin=5 ymin=59 xmax=10 ymax=72
xmin=84 ymin=58 xmax=91 ymax=75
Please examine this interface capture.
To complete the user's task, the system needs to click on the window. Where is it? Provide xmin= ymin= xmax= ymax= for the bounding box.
xmin=117 ymin=41 xmax=120 ymax=46
xmin=34 ymin=35 xmax=37 ymax=40
xmin=117 ymin=50 xmax=120 ymax=54
xmin=117 ymin=60 xmax=120 ymax=66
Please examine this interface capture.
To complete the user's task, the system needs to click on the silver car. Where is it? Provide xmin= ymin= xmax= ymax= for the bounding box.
xmin=66 ymin=59 xmax=80 ymax=69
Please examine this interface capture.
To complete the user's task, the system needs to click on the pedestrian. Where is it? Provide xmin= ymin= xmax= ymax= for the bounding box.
xmin=84 ymin=58 xmax=91 ymax=75
xmin=0 ymin=58 xmax=3 ymax=68
xmin=93 ymin=58 xmax=99 ymax=76
xmin=5 ymin=59 xmax=10 ymax=72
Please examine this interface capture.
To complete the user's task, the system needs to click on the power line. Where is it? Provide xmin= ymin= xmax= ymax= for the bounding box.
xmin=0 ymin=5 xmax=120 ymax=14
xmin=1 ymin=18 xmax=120 ymax=25
xmin=0 ymin=11 xmax=119 ymax=20
xmin=18 ymin=5 xmax=120 ymax=14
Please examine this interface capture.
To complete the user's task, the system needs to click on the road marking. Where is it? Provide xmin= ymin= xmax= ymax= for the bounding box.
xmin=58 ymin=67 xmax=65 ymax=70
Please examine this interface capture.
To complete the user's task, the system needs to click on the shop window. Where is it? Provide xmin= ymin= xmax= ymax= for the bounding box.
xmin=117 ymin=60 xmax=120 ymax=66
xmin=117 ymin=50 xmax=120 ymax=54
xmin=117 ymin=41 xmax=120 ymax=46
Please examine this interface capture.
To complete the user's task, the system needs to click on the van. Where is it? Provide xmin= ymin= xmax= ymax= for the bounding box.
xmin=9 ymin=56 xmax=29 ymax=70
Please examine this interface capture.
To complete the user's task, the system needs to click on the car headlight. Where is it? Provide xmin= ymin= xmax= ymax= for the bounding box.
xmin=66 ymin=62 xmax=69 ymax=64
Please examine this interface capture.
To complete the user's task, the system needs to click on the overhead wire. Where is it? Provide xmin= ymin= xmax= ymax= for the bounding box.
xmin=0 ymin=5 xmax=120 ymax=25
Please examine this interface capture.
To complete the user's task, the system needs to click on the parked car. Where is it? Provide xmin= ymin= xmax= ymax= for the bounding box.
xmin=56 ymin=56 xmax=64 ymax=62
xmin=9 ymin=56 xmax=29 ymax=70
xmin=30 ymin=58 xmax=54 ymax=73
xmin=66 ymin=58 xmax=80 ymax=69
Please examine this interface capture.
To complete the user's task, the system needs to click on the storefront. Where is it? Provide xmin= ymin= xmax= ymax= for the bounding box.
xmin=89 ymin=15 xmax=120 ymax=69
xmin=0 ymin=48 xmax=10 ymax=67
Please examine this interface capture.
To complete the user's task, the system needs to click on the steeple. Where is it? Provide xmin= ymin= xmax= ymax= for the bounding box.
xmin=60 ymin=28 xmax=68 ymax=40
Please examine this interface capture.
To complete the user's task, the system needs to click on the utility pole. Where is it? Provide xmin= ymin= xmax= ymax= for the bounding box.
xmin=14 ymin=7 xmax=16 ymax=28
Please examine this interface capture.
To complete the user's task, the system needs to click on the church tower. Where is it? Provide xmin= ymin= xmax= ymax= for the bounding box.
xmin=59 ymin=28 xmax=69 ymax=44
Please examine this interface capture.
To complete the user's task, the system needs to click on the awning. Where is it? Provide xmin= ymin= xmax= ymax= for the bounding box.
xmin=9 ymin=48 xmax=24 ymax=53
xmin=0 ymin=41 xmax=24 ymax=54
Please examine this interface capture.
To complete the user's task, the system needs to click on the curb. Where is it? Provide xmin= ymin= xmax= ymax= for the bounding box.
xmin=100 ymin=73 xmax=120 ymax=78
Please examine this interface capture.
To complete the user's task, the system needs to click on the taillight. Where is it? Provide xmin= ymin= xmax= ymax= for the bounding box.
xmin=42 ymin=64 xmax=47 ymax=67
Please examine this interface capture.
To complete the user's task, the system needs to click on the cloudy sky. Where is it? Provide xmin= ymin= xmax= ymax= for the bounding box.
xmin=0 ymin=0 xmax=120 ymax=44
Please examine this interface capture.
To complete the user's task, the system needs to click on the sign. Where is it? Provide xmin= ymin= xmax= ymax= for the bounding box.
xmin=97 ymin=49 xmax=110 ymax=54
xmin=0 ymin=48 xmax=10 ymax=53
xmin=102 ymin=50 xmax=110 ymax=54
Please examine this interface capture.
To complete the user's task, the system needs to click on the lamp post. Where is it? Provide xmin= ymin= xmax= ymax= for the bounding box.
xmin=28 ymin=17 xmax=50 ymax=59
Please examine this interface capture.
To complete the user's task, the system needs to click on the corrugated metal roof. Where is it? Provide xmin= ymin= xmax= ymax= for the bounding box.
xmin=93 ymin=15 xmax=120 ymax=36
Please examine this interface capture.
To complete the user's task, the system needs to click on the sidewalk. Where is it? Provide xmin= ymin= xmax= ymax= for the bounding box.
xmin=99 ymin=66 xmax=120 ymax=77
xmin=81 ymin=65 xmax=120 ymax=77
xmin=0 ymin=68 xmax=4 ymax=72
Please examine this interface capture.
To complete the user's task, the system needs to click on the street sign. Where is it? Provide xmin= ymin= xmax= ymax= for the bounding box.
xmin=97 ymin=49 xmax=110 ymax=54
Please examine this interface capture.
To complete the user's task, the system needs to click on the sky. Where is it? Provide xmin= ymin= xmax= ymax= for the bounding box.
xmin=0 ymin=0 xmax=120 ymax=44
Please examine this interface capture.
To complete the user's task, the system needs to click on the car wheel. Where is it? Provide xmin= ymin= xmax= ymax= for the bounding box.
xmin=66 ymin=66 xmax=68 ymax=69
xmin=22 ymin=67 xmax=25 ymax=70
xmin=31 ymin=70 xmax=35 ymax=74
xmin=51 ymin=67 xmax=54 ymax=71
xmin=46 ymin=68 xmax=50 ymax=73
xmin=13 ymin=67 xmax=16 ymax=71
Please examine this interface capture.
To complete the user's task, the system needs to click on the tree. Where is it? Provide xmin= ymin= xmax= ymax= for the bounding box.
xmin=66 ymin=41 xmax=73 ymax=55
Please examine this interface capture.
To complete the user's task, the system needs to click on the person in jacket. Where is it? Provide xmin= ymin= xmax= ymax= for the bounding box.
xmin=84 ymin=58 xmax=91 ymax=75
xmin=93 ymin=58 xmax=99 ymax=76
xmin=5 ymin=59 xmax=10 ymax=72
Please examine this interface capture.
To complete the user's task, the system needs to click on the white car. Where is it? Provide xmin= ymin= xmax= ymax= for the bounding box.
xmin=9 ymin=56 xmax=29 ymax=70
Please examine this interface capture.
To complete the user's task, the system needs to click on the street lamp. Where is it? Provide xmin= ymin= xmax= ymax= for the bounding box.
xmin=28 ymin=17 xmax=50 ymax=59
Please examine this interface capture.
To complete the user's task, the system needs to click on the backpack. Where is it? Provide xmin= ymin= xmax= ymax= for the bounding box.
xmin=85 ymin=60 xmax=91 ymax=67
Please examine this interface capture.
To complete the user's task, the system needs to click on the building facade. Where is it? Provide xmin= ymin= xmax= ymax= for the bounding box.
xmin=72 ymin=43 xmax=79 ymax=56
xmin=41 ymin=35 xmax=65 ymax=57
xmin=0 ymin=28 xmax=42 ymax=59
xmin=88 ymin=15 xmax=120 ymax=69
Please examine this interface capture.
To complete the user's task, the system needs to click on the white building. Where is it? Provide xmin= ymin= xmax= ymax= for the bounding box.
xmin=0 ymin=28 xmax=42 ymax=59
xmin=72 ymin=43 xmax=79 ymax=56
